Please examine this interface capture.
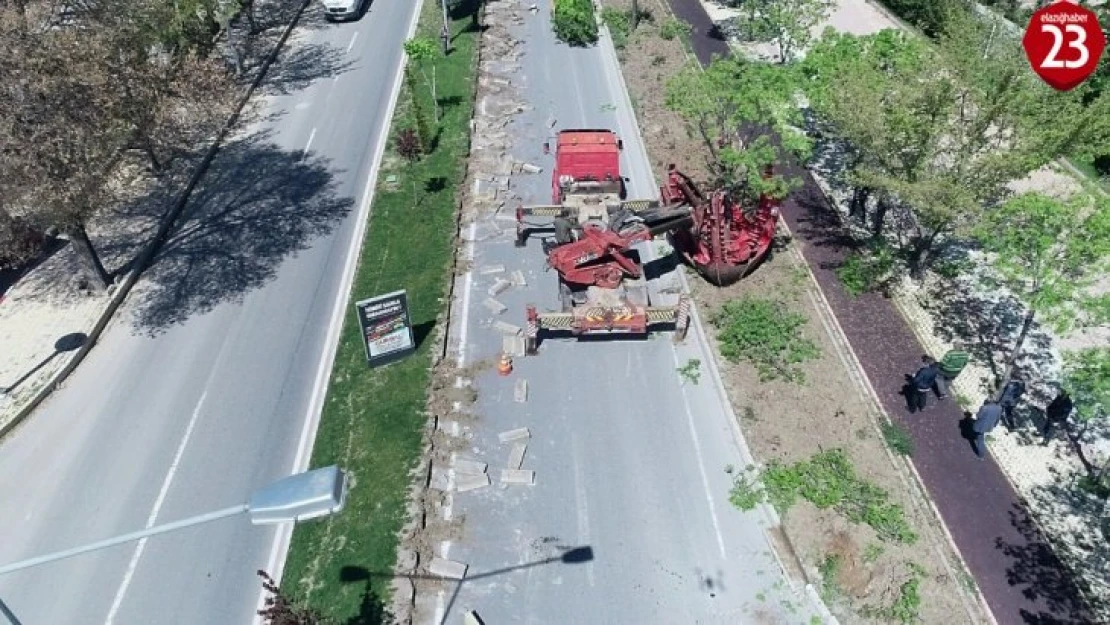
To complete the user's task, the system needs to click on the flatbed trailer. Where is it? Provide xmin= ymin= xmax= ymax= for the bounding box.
xmin=523 ymin=282 xmax=691 ymax=355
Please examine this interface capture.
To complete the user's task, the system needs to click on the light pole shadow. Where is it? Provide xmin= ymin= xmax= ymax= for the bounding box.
xmin=0 ymin=333 xmax=87 ymax=396
xmin=341 ymin=545 xmax=595 ymax=625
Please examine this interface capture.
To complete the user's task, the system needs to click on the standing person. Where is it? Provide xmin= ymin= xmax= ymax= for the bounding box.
xmin=910 ymin=356 xmax=939 ymax=413
xmin=1041 ymin=390 xmax=1074 ymax=445
xmin=998 ymin=375 xmax=1026 ymax=431
xmin=935 ymin=341 xmax=970 ymax=399
xmin=971 ymin=400 xmax=1004 ymax=459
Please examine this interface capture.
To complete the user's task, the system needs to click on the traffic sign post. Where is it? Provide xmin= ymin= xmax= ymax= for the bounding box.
xmin=1022 ymin=0 xmax=1106 ymax=92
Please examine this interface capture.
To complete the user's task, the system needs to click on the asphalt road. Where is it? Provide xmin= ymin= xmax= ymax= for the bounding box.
xmin=0 ymin=2 xmax=420 ymax=623
xmin=435 ymin=7 xmax=827 ymax=624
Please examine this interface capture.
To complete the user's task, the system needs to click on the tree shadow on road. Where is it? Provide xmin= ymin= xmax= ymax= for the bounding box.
xmin=255 ymin=36 xmax=356 ymax=97
xmin=994 ymin=504 xmax=1094 ymax=624
xmin=105 ymin=128 xmax=354 ymax=334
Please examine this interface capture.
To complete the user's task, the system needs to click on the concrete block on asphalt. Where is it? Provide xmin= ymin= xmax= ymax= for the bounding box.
xmin=455 ymin=472 xmax=491 ymax=493
xmin=510 ymin=270 xmax=527 ymax=287
xmin=500 ymin=469 xmax=535 ymax=485
xmin=483 ymin=298 xmax=508 ymax=315
xmin=508 ymin=443 xmax=527 ymax=469
xmin=514 ymin=378 xmax=528 ymax=403
xmin=498 ymin=427 xmax=531 ymax=443
xmin=478 ymin=264 xmax=506 ymax=275
xmin=493 ymin=321 xmax=522 ymax=336
xmin=503 ymin=334 xmax=526 ymax=358
xmin=521 ymin=163 xmax=543 ymax=174
xmin=488 ymin=278 xmax=511 ymax=296
xmin=453 ymin=458 xmax=488 ymax=474
xmin=429 ymin=467 xmax=452 ymax=492
xmin=428 ymin=557 xmax=468 ymax=580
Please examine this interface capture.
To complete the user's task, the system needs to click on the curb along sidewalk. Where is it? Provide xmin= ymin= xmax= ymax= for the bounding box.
xmin=0 ymin=0 xmax=313 ymax=440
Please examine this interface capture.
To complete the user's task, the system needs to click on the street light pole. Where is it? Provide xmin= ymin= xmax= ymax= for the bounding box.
xmin=0 ymin=505 xmax=248 ymax=576
xmin=0 ymin=465 xmax=347 ymax=577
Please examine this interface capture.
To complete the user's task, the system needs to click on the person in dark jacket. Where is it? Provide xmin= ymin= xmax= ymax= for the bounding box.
xmin=972 ymin=400 xmax=1003 ymax=459
xmin=910 ymin=356 xmax=939 ymax=413
xmin=1041 ymin=390 xmax=1074 ymax=445
xmin=998 ymin=376 xmax=1026 ymax=430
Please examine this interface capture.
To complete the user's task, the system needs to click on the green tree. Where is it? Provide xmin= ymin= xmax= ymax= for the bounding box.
xmin=1060 ymin=348 xmax=1110 ymax=483
xmin=802 ymin=28 xmax=983 ymax=273
xmin=878 ymin=0 xmax=960 ymax=37
xmin=403 ymin=36 xmax=440 ymax=124
xmin=801 ymin=16 xmax=1110 ymax=277
xmin=401 ymin=36 xmax=437 ymax=152
xmin=664 ymin=58 xmax=808 ymax=203
xmin=0 ymin=18 xmax=128 ymax=289
xmin=973 ymin=192 xmax=1110 ymax=392
xmin=723 ymin=0 xmax=836 ymax=64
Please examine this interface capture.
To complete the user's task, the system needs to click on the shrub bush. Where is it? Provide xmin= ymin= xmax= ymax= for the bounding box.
xmin=659 ymin=16 xmax=691 ymax=41
xmin=553 ymin=0 xmax=599 ymax=47
xmin=711 ymin=296 xmax=821 ymax=383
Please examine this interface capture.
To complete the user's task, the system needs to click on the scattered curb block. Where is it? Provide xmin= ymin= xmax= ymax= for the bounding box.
xmin=498 ymin=427 xmax=531 ymax=443
xmin=483 ymin=298 xmax=508 ymax=315
xmin=479 ymin=264 xmax=506 ymax=275
xmin=456 ymin=473 xmax=491 ymax=492
xmin=493 ymin=321 xmax=522 ymax=336
xmin=510 ymin=270 xmax=527 ymax=287
xmin=500 ymin=469 xmax=535 ymax=485
xmin=488 ymin=278 xmax=510 ymax=296
xmin=428 ymin=557 xmax=468 ymax=580
xmin=503 ymin=335 xmax=526 ymax=357
xmin=508 ymin=443 xmax=527 ymax=469
xmin=513 ymin=378 xmax=528 ymax=403
xmin=453 ymin=459 xmax=488 ymax=474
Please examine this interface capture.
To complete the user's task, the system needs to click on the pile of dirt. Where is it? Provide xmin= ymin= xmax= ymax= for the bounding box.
xmin=601 ymin=0 xmax=991 ymax=622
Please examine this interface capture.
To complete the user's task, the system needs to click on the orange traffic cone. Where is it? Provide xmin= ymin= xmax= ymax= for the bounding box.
xmin=497 ymin=353 xmax=513 ymax=376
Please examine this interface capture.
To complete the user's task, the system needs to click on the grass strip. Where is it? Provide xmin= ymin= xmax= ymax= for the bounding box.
xmin=279 ymin=0 xmax=480 ymax=621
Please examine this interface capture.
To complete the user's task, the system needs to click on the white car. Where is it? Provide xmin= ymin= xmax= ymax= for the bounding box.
xmin=322 ymin=0 xmax=369 ymax=21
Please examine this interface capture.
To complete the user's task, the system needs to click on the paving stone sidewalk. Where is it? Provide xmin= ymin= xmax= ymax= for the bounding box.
xmin=673 ymin=0 xmax=1106 ymax=621
xmin=0 ymin=251 xmax=109 ymax=430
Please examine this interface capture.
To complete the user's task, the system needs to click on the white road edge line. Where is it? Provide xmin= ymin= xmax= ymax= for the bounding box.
xmin=455 ymin=222 xmax=477 ymax=368
xmin=347 ymin=31 xmax=359 ymax=53
xmin=105 ymin=390 xmax=209 ymax=625
xmin=670 ymin=346 xmax=729 ymax=560
xmin=251 ymin=2 xmax=425 ymax=622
